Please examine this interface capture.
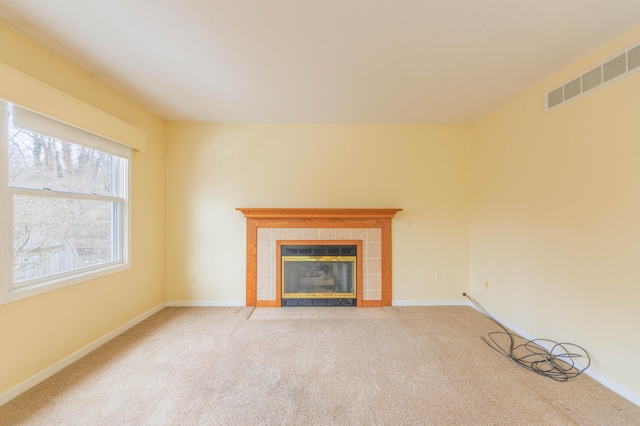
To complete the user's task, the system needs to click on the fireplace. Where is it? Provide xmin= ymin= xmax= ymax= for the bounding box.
xmin=281 ymin=244 xmax=357 ymax=306
xmin=236 ymin=208 xmax=402 ymax=307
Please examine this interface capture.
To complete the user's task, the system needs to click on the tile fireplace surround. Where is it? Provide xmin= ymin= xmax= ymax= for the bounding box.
xmin=236 ymin=208 xmax=402 ymax=307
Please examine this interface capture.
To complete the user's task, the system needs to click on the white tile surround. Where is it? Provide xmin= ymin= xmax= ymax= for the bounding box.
xmin=256 ymin=228 xmax=382 ymax=302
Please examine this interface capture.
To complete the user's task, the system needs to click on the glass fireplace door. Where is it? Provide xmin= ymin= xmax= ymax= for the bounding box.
xmin=282 ymin=256 xmax=356 ymax=299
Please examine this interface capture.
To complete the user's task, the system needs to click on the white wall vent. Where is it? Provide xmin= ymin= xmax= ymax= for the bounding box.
xmin=545 ymin=42 xmax=640 ymax=111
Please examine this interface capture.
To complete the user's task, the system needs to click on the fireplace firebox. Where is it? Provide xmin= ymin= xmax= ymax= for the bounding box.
xmin=281 ymin=245 xmax=357 ymax=306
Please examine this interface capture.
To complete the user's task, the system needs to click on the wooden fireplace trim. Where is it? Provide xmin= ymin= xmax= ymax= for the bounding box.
xmin=238 ymin=208 xmax=402 ymax=220
xmin=237 ymin=208 xmax=402 ymax=307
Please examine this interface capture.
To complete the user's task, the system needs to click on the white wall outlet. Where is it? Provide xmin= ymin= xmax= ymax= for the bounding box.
xmin=436 ymin=273 xmax=442 ymax=284
xmin=485 ymin=281 xmax=490 ymax=290
xmin=191 ymin=275 xmax=198 ymax=284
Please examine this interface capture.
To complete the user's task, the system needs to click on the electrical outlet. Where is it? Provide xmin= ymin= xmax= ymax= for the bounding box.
xmin=405 ymin=220 xmax=412 ymax=229
xmin=485 ymin=281 xmax=490 ymax=290
xmin=436 ymin=273 xmax=442 ymax=284
xmin=191 ymin=275 xmax=198 ymax=285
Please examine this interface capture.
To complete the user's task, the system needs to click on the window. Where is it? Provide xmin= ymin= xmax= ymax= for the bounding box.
xmin=0 ymin=101 xmax=130 ymax=303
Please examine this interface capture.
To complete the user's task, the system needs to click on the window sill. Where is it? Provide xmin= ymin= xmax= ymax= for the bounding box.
xmin=0 ymin=263 xmax=131 ymax=305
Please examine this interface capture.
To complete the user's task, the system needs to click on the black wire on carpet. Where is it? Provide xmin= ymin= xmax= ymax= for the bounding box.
xmin=463 ymin=292 xmax=591 ymax=382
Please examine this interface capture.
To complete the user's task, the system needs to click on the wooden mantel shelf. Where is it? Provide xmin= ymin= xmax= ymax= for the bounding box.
xmin=236 ymin=208 xmax=402 ymax=219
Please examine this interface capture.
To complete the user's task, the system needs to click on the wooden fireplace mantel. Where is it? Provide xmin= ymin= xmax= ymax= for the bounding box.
xmin=237 ymin=208 xmax=403 ymax=220
xmin=237 ymin=208 xmax=403 ymax=307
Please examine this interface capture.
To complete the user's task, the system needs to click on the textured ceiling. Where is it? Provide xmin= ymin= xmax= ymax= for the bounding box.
xmin=1 ymin=0 xmax=640 ymax=123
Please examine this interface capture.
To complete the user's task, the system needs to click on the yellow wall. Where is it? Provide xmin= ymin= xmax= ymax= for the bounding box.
xmin=165 ymin=123 xmax=471 ymax=304
xmin=470 ymin=24 xmax=640 ymax=397
xmin=3 ymin=12 xmax=640 ymax=405
xmin=0 ymin=23 xmax=166 ymax=394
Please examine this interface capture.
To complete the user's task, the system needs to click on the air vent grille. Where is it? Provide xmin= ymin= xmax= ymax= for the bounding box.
xmin=629 ymin=45 xmax=640 ymax=71
xmin=547 ymin=87 xmax=563 ymax=108
xmin=563 ymin=77 xmax=581 ymax=101
xmin=582 ymin=67 xmax=602 ymax=92
xmin=603 ymin=53 xmax=626 ymax=83
xmin=546 ymin=42 xmax=640 ymax=111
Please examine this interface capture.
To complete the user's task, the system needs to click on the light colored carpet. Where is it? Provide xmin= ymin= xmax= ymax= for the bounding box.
xmin=1 ymin=306 xmax=638 ymax=425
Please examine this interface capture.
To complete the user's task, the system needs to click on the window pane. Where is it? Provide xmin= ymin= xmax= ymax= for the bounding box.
xmin=13 ymin=195 xmax=118 ymax=285
xmin=8 ymin=111 xmax=117 ymax=196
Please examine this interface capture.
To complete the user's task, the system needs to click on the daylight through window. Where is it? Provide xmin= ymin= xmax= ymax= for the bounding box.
xmin=0 ymin=101 xmax=130 ymax=302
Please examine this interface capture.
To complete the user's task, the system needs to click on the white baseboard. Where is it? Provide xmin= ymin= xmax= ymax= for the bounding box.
xmin=0 ymin=302 xmax=166 ymax=407
xmin=582 ymin=367 xmax=640 ymax=407
xmin=166 ymin=300 xmax=245 ymax=307
xmin=392 ymin=299 xmax=469 ymax=306
xmin=467 ymin=302 xmax=640 ymax=407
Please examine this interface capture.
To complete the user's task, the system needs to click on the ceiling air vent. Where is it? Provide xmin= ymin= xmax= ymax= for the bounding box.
xmin=563 ymin=77 xmax=581 ymax=101
xmin=629 ymin=45 xmax=640 ymax=71
xmin=582 ymin=67 xmax=602 ymax=92
xmin=603 ymin=54 xmax=626 ymax=83
xmin=545 ymin=41 xmax=640 ymax=111
xmin=547 ymin=87 xmax=564 ymax=108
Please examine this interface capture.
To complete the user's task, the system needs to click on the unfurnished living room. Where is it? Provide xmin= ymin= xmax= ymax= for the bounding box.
xmin=1 ymin=1 xmax=640 ymax=424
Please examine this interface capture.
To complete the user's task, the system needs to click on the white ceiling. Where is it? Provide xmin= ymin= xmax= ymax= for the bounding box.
xmin=1 ymin=1 xmax=640 ymax=123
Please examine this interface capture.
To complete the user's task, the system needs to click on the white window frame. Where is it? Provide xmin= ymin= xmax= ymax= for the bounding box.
xmin=0 ymin=101 xmax=131 ymax=305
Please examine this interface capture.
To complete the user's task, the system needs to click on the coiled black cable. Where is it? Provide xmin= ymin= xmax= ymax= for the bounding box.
xmin=463 ymin=292 xmax=590 ymax=381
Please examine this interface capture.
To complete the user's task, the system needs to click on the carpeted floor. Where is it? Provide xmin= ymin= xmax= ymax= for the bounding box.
xmin=1 ymin=306 xmax=639 ymax=425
